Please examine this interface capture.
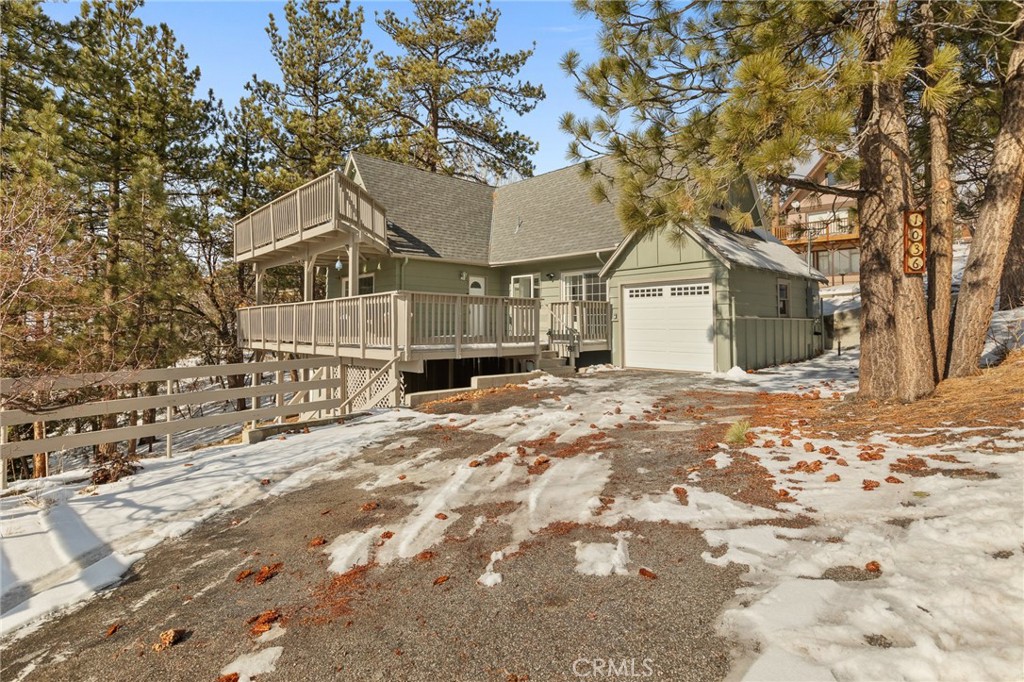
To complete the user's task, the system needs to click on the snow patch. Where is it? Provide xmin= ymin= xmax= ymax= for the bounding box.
xmin=572 ymin=531 xmax=632 ymax=576
xmin=220 ymin=646 xmax=283 ymax=682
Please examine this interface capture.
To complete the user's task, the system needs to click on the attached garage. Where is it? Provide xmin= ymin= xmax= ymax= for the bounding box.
xmin=602 ymin=222 xmax=828 ymax=373
xmin=622 ymin=281 xmax=715 ymax=372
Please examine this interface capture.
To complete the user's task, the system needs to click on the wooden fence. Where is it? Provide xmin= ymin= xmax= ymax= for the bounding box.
xmin=0 ymin=357 xmax=357 ymax=489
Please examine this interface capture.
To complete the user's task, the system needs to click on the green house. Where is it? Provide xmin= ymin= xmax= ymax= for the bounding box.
xmin=233 ymin=154 xmax=826 ymax=402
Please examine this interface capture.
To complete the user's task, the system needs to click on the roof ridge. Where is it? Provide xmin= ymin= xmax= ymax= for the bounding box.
xmin=351 ymin=151 xmax=496 ymax=190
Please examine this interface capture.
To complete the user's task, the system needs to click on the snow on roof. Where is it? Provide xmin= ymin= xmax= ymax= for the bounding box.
xmin=693 ymin=224 xmax=828 ymax=282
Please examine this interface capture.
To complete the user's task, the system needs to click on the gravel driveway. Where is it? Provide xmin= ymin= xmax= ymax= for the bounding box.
xmin=2 ymin=370 xmax=774 ymax=681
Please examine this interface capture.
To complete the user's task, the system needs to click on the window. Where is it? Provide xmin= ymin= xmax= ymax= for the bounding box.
xmin=777 ymin=280 xmax=790 ymax=317
xmin=343 ymin=274 xmax=375 ymax=296
xmin=510 ymin=274 xmax=540 ymax=298
xmin=814 ymin=248 xmax=859 ymax=276
xmin=563 ymin=272 xmax=607 ymax=301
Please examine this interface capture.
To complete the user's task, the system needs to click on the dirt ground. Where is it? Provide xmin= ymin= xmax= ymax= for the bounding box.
xmin=13 ymin=358 xmax=1017 ymax=682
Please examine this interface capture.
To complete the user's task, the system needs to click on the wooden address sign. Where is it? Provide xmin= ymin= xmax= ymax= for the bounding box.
xmin=904 ymin=210 xmax=927 ymax=275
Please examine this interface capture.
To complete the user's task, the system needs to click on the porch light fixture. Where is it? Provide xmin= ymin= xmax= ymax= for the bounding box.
xmin=545 ymin=273 xmax=557 ymax=281
xmin=334 ymin=257 xmax=343 ymax=271
xmin=459 ymin=271 xmax=468 ymax=281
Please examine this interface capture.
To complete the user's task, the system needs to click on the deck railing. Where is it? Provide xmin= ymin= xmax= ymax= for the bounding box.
xmin=234 ymin=170 xmax=388 ymax=260
xmin=549 ymin=301 xmax=613 ymax=343
xmin=773 ymin=217 xmax=858 ymax=244
xmin=237 ymin=292 xmax=544 ymax=360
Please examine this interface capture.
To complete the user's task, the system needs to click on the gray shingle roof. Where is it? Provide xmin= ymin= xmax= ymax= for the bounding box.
xmin=350 ymin=152 xmax=495 ymax=263
xmin=489 ymin=162 xmax=624 ymax=263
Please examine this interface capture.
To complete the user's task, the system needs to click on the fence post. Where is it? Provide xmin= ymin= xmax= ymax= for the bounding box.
xmin=339 ymin=360 xmax=348 ymax=415
xmin=251 ymin=369 xmax=262 ymax=429
xmin=275 ymin=370 xmax=284 ymax=424
xmin=1 ymin=424 xmax=7 ymax=490
xmin=165 ymin=378 xmax=174 ymax=458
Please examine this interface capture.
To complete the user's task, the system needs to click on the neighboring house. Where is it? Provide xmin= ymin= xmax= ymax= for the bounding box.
xmin=776 ymin=155 xmax=861 ymax=287
xmin=233 ymin=154 xmax=826 ymax=405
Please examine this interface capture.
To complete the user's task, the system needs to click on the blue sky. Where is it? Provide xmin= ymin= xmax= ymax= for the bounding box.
xmin=42 ymin=0 xmax=603 ymax=175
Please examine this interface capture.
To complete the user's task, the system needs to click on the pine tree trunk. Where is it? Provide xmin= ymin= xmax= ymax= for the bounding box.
xmin=998 ymin=196 xmax=1024 ymax=309
xmin=855 ymin=2 xmax=936 ymax=401
xmin=947 ymin=29 xmax=1024 ymax=377
xmin=921 ymin=0 xmax=956 ymax=379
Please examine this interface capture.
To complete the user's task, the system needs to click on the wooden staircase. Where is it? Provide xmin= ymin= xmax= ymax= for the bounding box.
xmin=537 ymin=349 xmax=576 ymax=377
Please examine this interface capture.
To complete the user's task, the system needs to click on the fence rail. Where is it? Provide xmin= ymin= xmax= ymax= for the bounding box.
xmin=234 ymin=169 xmax=388 ymax=261
xmin=0 ymin=357 xmax=356 ymax=488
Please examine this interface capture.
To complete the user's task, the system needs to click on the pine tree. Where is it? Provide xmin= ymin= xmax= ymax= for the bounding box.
xmin=562 ymin=0 xmax=1024 ymax=400
xmin=57 ymin=0 xmax=213 ymax=464
xmin=247 ymin=0 xmax=379 ymax=192
xmin=0 ymin=0 xmax=70 ymax=140
xmin=375 ymin=0 xmax=544 ymax=181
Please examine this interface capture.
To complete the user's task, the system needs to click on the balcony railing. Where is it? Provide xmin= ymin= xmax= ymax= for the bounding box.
xmin=773 ymin=217 xmax=859 ymax=244
xmin=234 ymin=170 xmax=388 ymax=262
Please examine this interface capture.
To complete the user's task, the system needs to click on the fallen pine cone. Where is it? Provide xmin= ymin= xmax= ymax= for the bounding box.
xmin=865 ymin=561 xmax=882 ymax=573
xmin=152 ymin=628 xmax=185 ymax=652
xmin=247 ymin=609 xmax=281 ymax=636
xmin=777 ymin=489 xmax=791 ymax=499
xmin=360 ymin=501 xmax=379 ymax=512
xmin=824 ymin=474 xmax=840 ymax=483
xmin=672 ymin=486 xmax=688 ymax=506
xmin=435 ymin=512 xmax=448 ymax=520
xmin=762 ymin=439 xmax=777 ymax=448
xmin=781 ymin=439 xmax=793 ymax=448
xmin=468 ymin=460 xmax=481 ymax=468
xmin=260 ymin=478 xmax=271 ymax=485
xmin=217 ymin=674 xmax=240 ymax=682
xmin=433 ymin=575 xmax=449 ymax=586
xmin=104 ymin=622 xmax=121 ymax=638
xmin=381 ymin=530 xmax=394 ymax=540
xmin=638 ymin=567 xmax=658 ymax=580
xmin=862 ymin=480 xmax=880 ymax=491
xmin=397 ymin=474 xmax=407 ymax=481
xmin=836 ymin=458 xmax=849 ymax=467
xmin=885 ymin=476 xmax=904 ymax=484
xmin=416 ymin=551 xmax=436 ymax=562
xmin=253 ymin=562 xmax=283 ymax=585
xmin=803 ymin=442 xmax=816 ymax=452
xmin=235 ymin=569 xmax=254 ymax=583
xmin=308 ymin=536 xmax=326 ymax=548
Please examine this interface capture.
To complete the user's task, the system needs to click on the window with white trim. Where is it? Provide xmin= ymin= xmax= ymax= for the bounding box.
xmin=343 ymin=274 xmax=375 ymax=296
xmin=509 ymin=274 xmax=540 ymax=298
xmin=777 ymin=279 xmax=790 ymax=317
xmin=563 ymin=272 xmax=607 ymax=301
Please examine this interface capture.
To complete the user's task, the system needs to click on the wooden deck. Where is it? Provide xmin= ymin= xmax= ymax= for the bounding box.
xmin=233 ymin=170 xmax=388 ymax=264
xmin=773 ymin=217 xmax=859 ymax=247
xmin=237 ymin=292 xmax=612 ymax=362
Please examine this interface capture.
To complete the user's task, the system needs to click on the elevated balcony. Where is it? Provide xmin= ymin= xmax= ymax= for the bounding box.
xmin=773 ymin=216 xmax=859 ymax=247
xmin=237 ymin=293 xmax=613 ymax=363
xmin=234 ymin=170 xmax=389 ymax=265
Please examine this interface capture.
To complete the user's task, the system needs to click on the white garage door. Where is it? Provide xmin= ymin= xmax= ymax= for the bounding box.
xmin=623 ymin=281 xmax=714 ymax=372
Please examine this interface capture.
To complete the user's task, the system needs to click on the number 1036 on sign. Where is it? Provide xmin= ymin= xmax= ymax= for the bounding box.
xmin=904 ymin=210 xmax=927 ymax=275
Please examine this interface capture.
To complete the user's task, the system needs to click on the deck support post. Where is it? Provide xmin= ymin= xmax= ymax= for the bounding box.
xmin=303 ymin=257 xmax=314 ymax=302
xmin=254 ymin=265 xmax=264 ymax=306
xmin=348 ymin=232 xmax=361 ymax=297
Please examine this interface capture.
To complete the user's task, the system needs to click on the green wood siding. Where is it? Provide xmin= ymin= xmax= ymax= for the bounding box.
xmin=497 ymin=254 xmax=609 ymax=307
